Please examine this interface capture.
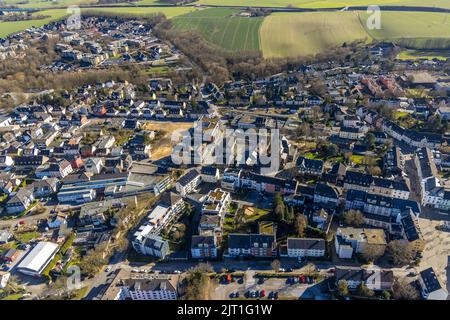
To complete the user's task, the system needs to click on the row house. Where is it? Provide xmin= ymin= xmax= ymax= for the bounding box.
xmin=344 ymin=171 xmax=410 ymax=199
xmin=239 ymin=171 xmax=298 ymax=195
xmin=35 ymin=159 xmax=73 ymax=179
xmin=346 ymin=189 xmax=420 ymax=218
xmin=313 ymin=183 xmax=340 ymax=209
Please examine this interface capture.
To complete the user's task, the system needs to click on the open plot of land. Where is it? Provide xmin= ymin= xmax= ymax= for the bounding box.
xmin=260 ymin=11 xmax=369 ymax=58
xmin=172 ymin=8 xmax=263 ymax=52
xmin=418 ymin=218 xmax=450 ymax=291
xmin=141 ymin=120 xmax=193 ymax=160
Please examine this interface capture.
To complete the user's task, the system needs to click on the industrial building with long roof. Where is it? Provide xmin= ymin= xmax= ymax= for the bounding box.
xmin=16 ymin=241 xmax=59 ymax=277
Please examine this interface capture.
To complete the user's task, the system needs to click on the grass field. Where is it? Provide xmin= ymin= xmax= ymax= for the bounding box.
xmin=4 ymin=0 xmax=450 ymax=9
xmin=193 ymin=0 xmax=450 ymax=9
xmin=360 ymin=11 xmax=450 ymax=50
xmin=260 ymin=11 xmax=369 ymax=58
xmin=172 ymin=8 xmax=263 ymax=52
xmin=0 ymin=9 xmax=68 ymax=38
xmin=397 ymin=49 xmax=450 ymax=61
xmin=2 ymin=0 xmax=96 ymax=8
xmin=82 ymin=6 xmax=197 ymax=19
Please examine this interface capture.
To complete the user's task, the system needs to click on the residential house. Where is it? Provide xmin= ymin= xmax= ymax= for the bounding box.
xmin=85 ymin=158 xmax=104 ymax=175
xmin=191 ymin=235 xmax=218 ymax=259
xmin=35 ymin=159 xmax=73 ymax=179
xmin=418 ymin=268 xmax=448 ymax=300
xmin=200 ymin=166 xmax=220 ymax=183
xmin=5 ymin=188 xmax=35 ymax=214
xmin=287 ymin=238 xmax=326 ymax=258
xmin=175 ymin=169 xmax=201 ymax=197
xmin=313 ymin=183 xmax=340 ymax=208
xmin=131 ymin=230 xmax=169 ymax=259
xmin=228 ymin=234 xmax=276 ymax=258
xmin=297 ymin=157 xmax=324 ymax=176
xmin=33 ymin=178 xmax=60 ymax=198
xmin=335 ymin=267 xmax=394 ymax=291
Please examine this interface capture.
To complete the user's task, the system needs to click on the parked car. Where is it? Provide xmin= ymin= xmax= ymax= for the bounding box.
xmin=105 ymin=266 xmax=111 ymax=272
xmin=408 ymin=271 xmax=417 ymax=277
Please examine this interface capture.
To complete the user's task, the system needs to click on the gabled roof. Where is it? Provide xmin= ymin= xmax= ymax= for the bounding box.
xmin=177 ymin=169 xmax=200 ymax=187
xmin=297 ymin=157 xmax=324 ymax=171
xmin=420 ymin=268 xmax=444 ymax=293
xmin=287 ymin=238 xmax=325 ymax=251
xmin=191 ymin=235 xmax=216 ymax=248
xmin=314 ymin=183 xmax=339 ymax=199
xmin=228 ymin=233 xmax=275 ymax=249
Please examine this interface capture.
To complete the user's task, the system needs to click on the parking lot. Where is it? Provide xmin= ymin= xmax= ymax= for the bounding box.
xmin=211 ymin=271 xmax=329 ymax=300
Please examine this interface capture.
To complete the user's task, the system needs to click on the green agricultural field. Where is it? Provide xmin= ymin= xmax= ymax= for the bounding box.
xmin=260 ymin=11 xmax=369 ymax=58
xmin=0 ymin=9 xmax=68 ymax=38
xmin=82 ymin=6 xmax=197 ymax=19
xmin=360 ymin=11 xmax=450 ymax=50
xmin=193 ymin=0 xmax=450 ymax=9
xmin=172 ymin=8 xmax=263 ymax=52
xmin=1 ymin=0 xmax=96 ymax=9
xmin=397 ymin=49 xmax=450 ymax=61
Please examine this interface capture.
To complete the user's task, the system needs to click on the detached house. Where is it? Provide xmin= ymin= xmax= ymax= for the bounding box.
xmin=418 ymin=267 xmax=448 ymax=300
xmin=6 ymin=188 xmax=34 ymax=214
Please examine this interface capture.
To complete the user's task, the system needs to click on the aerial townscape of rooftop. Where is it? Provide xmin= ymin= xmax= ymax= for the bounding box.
xmin=0 ymin=0 xmax=449 ymax=308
